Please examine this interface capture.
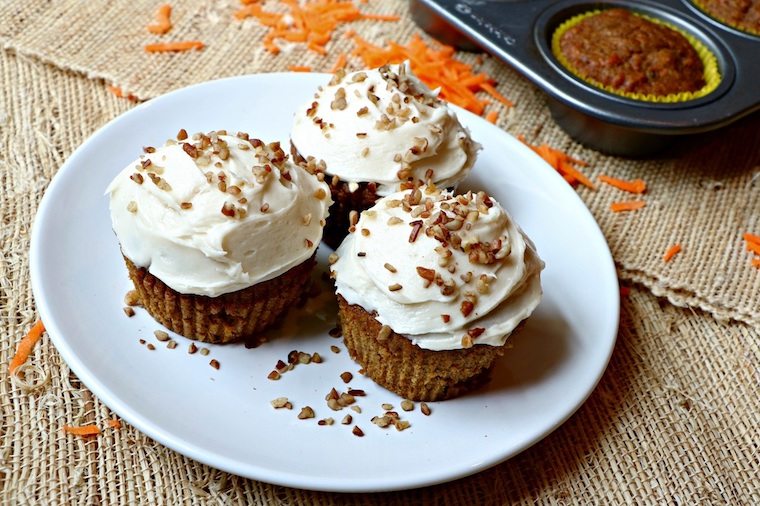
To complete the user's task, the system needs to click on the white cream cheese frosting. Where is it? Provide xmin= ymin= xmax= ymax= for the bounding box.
xmin=107 ymin=130 xmax=331 ymax=297
xmin=331 ymin=188 xmax=543 ymax=351
xmin=291 ymin=62 xmax=480 ymax=196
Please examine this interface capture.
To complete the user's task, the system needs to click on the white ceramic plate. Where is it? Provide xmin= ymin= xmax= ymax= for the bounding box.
xmin=30 ymin=73 xmax=618 ymax=492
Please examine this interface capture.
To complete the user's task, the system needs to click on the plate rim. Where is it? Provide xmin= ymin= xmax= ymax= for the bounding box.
xmin=29 ymin=72 xmax=619 ymax=492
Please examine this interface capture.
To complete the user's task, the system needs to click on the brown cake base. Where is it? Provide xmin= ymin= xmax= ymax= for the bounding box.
xmin=290 ymin=142 xmax=379 ymax=250
xmin=337 ymin=295 xmax=504 ymax=401
xmin=124 ymin=255 xmax=315 ymax=344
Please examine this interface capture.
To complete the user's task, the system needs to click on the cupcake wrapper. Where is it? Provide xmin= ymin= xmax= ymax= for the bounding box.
xmin=337 ymin=296 xmax=504 ymax=401
xmin=125 ymin=255 xmax=315 ymax=344
xmin=552 ymin=10 xmax=721 ymax=103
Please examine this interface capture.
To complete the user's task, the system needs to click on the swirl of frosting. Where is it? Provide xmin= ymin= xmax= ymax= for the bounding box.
xmin=107 ymin=131 xmax=331 ymax=297
xmin=291 ymin=62 xmax=480 ymax=196
xmin=331 ymin=188 xmax=543 ymax=351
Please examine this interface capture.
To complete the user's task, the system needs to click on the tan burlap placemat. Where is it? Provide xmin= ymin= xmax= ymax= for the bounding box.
xmin=1 ymin=0 xmax=758 ymax=330
xmin=0 ymin=2 xmax=758 ymax=503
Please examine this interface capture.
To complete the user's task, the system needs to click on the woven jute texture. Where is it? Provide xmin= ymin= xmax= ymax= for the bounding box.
xmin=0 ymin=1 xmax=759 ymax=503
xmin=1 ymin=0 xmax=758 ymax=330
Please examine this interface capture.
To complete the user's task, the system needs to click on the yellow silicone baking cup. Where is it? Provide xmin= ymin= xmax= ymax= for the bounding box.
xmin=690 ymin=0 xmax=760 ymax=37
xmin=551 ymin=10 xmax=721 ymax=103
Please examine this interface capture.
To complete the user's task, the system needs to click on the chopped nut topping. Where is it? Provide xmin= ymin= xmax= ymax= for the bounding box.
xmin=260 ymin=202 xmax=270 ymax=213
xmin=421 ymin=402 xmax=431 ymax=416
xmin=267 ymin=370 xmax=281 ymax=381
xmin=311 ymin=352 xmax=323 ymax=363
xmin=177 ymin=128 xmax=188 ymax=141
xmin=441 ymin=314 xmax=451 ymax=323
xmin=313 ymin=188 xmax=327 ymax=200
xmin=348 ymin=389 xmax=366 ymax=396
xmin=221 ymin=202 xmax=236 ymax=217
xmin=304 ymin=238 xmax=314 ymax=248
xmin=340 ymin=372 xmax=353 ymax=383
xmin=356 ymin=106 xmax=369 ymax=116
xmin=122 ymin=289 xmax=138 ymax=306
xmin=341 ymin=414 xmax=352 ymax=425
xmin=318 ymin=418 xmax=334 ymax=426
xmin=360 ymin=147 xmax=370 ymax=157
xmin=461 ymin=300 xmax=474 ymax=317
xmin=328 ymin=253 xmax=339 ymax=265
xmin=167 ymin=340 xmax=177 ymax=349
xmin=461 ymin=335 xmax=474 ymax=348
xmin=330 ymin=345 xmax=340 ymax=354
xmin=416 ymin=266 xmax=435 ymax=283
xmin=127 ymin=201 xmax=138 ymax=214
xmin=361 ymin=228 xmax=370 ymax=237
xmin=180 ymin=202 xmax=192 ymax=210
xmin=377 ymin=325 xmax=391 ymax=341
xmin=271 ymin=397 xmax=292 ymax=409
xmin=154 ymin=330 xmax=169 ymax=342
xmin=302 ymin=213 xmax=312 ymax=225
xmin=188 ymin=343 xmax=198 ymax=355
xmin=401 ymin=400 xmax=414 ymax=411
xmin=130 ymin=173 xmax=144 ymax=185
xmin=182 ymin=142 xmax=197 ymax=158
xmin=123 ymin=307 xmax=135 ymax=317
xmin=388 ymin=283 xmax=402 ymax=292
xmin=209 ymin=359 xmax=220 ymax=370
xmin=146 ymin=343 xmax=155 ymax=351
xmin=409 ymin=220 xmax=423 ymax=243
xmin=387 ymin=216 xmax=403 ymax=225
xmin=382 ymin=403 xmax=394 ymax=410
xmin=351 ymin=405 xmax=362 ymax=413
xmin=384 ymin=263 xmax=397 ymax=273
xmin=352 ymin=426 xmax=364 ymax=437
xmin=199 ymin=348 xmax=209 ymax=356
xmin=298 ymin=406 xmax=315 ymax=419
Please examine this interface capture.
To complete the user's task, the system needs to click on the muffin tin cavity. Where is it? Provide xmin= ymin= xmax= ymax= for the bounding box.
xmin=688 ymin=0 xmax=760 ymax=38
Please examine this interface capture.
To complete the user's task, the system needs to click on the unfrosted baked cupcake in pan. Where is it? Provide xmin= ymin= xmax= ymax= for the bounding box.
xmin=692 ymin=0 xmax=760 ymax=36
xmin=553 ymin=8 xmax=720 ymax=102
xmin=107 ymin=130 xmax=331 ymax=344
xmin=330 ymin=186 xmax=543 ymax=401
xmin=291 ymin=62 xmax=480 ymax=249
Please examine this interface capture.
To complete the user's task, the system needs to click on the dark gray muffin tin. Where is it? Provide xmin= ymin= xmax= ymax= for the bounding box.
xmin=410 ymin=0 xmax=760 ymax=156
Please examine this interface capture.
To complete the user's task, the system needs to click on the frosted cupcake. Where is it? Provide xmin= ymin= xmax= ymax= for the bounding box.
xmin=331 ymin=187 xmax=543 ymax=401
xmin=107 ymin=130 xmax=331 ymax=344
xmin=291 ymin=62 xmax=480 ymax=248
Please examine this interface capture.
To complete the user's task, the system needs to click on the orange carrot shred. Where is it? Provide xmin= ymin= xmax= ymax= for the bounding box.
xmin=330 ymin=52 xmax=347 ymax=73
xmin=485 ymin=110 xmax=498 ymax=124
xmin=288 ymin=65 xmax=312 ymax=72
xmin=480 ymin=82 xmax=514 ymax=108
xmin=9 ymin=320 xmax=45 ymax=374
xmin=108 ymin=419 xmax=122 ymax=429
xmin=610 ymin=201 xmax=646 ymax=212
xmin=144 ymin=41 xmax=204 ymax=53
xmin=752 ymin=258 xmax=760 ymax=269
xmin=147 ymin=4 xmax=173 ymax=35
xmin=743 ymin=232 xmax=760 ymax=245
xmin=63 ymin=425 xmax=101 ymax=437
xmin=106 ymin=85 xmax=138 ymax=102
xmin=663 ymin=243 xmax=682 ymax=262
xmin=746 ymin=241 xmax=760 ymax=255
xmin=236 ymin=1 xmax=396 ymax=55
xmin=599 ymin=174 xmax=647 ymax=194
xmin=518 ymin=136 xmax=596 ymax=190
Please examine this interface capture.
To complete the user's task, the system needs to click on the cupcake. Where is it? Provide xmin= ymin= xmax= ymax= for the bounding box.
xmin=693 ymin=0 xmax=760 ymax=35
xmin=554 ymin=8 xmax=719 ymax=101
xmin=330 ymin=187 xmax=543 ymax=401
xmin=107 ymin=130 xmax=331 ymax=344
xmin=291 ymin=62 xmax=480 ymax=248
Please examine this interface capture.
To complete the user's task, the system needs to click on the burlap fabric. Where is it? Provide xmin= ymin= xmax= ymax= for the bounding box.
xmin=0 ymin=0 xmax=758 ymax=503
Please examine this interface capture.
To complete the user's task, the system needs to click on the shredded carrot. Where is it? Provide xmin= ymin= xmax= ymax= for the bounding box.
xmin=235 ymin=0 xmax=397 ymax=55
xmin=147 ymin=4 xmax=173 ymax=35
xmin=743 ymin=232 xmax=760 ymax=246
xmin=330 ymin=52 xmax=347 ymax=73
xmin=517 ymin=135 xmax=595 ymax=190
xmin=288 ymin=65 xmax=312 ymax=72
xmin=599 ymin=174 xmax=647 ymax=194
xmin=480 ymin=82 xmax=514 ymax=107
xmin=485 ymin=110 xmax=498 ymax=124
xmin=63 ymin=425 xmax=101 ymax=437
xmin=349 ymin=34 xmax=513 ymax=116
xmin=144 ymin=41 xmax=204 ymax=53
xmin=620 ymin=286 xmax=630 ymax=298
xmin=361 ymin=13 xmax=401 ymax=21
xmin=752 ymin=258 xmax=760 ymax=269
xmin=108 ymin=419 xmax=122 ymax=429
xmin=610 ymin=201 xmax=646 ymax=212
xmin=746 ymin=241 xmax=760 ymax=256
xmin=663 ymin=243 xmax=682 ymax=262
xmin=106 ymin=85 xmax=138 ymax=102
xmin=9 ymin=320 xmax=45 ymax=374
